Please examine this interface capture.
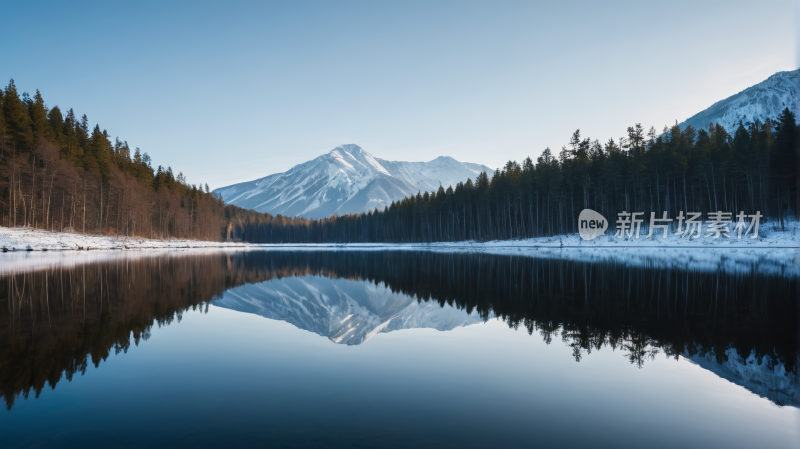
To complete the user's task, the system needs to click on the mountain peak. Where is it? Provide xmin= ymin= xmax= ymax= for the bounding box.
xmin=330 ymin=144 xmax=364 ymax=155
xmin=215 ymin=145 xmax=492 ymax=219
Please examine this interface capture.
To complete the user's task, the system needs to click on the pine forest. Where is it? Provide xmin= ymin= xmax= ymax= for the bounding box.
xmin=0 ymin=80 xmax=228 ymax=240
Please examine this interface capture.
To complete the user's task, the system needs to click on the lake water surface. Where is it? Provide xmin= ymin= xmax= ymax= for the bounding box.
xmin=1 ymin=250 xmax=797 ymax=448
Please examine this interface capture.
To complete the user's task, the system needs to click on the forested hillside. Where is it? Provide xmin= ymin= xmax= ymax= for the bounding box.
xmin=0 ymin=80 xmax=228 ymax=240
xmin=229 ymin=113 xmax=799 ymax=243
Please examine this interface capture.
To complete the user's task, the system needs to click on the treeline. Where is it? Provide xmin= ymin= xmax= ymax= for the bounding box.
xmin=231 ymin=109 xmax=799 ymax=243
xmin=0 ymin=79 xmax=228 ymax=240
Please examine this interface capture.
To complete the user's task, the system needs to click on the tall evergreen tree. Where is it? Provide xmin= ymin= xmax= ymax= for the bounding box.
xmin=2 ymin=80 xmax=31 ymax=152
xmin=771 ymin=108 xmax=798 ymax=228
xmin=30 ymin=90 xmax=51 ymax=143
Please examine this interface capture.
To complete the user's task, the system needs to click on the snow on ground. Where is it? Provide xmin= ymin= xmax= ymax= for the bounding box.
xmin=418 ymin=220 xmax=800 ymax=276
xmin=0 ymin=226 xmax=250 ymax=251
xmin=1 ymin=221 xmax=798 ymax=276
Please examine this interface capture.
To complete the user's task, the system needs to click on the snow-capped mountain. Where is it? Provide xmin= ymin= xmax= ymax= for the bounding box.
xmin=214 ymin=144 xmax=492 ymax=219
xmin=680 ymin=68 xmax=799 ymax=132
xmin=214 ymin=276 xmax=486 ymax=345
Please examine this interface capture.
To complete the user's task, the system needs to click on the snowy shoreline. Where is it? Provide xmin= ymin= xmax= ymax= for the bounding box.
xmin=2 ymin=221 xmax=798 ymax=251
xmin=0 ymin=226 xmax=253 ymax=252
xmin=1 ymin=224 xmax=798 ymax=276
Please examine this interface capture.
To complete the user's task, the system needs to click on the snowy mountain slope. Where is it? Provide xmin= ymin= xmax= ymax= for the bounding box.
xmin=214 ymin=276 xmax=485 ymax=345
xmin=214 ymin=144 xmax=492 ymax=219
xmin=680 ymin=69 xmax=799 ymax=132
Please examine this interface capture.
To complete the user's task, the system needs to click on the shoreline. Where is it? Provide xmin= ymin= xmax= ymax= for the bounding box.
xmin=1 ymin=224 xmax=797 ymax=277
xmin=2 ymin=222 xmax=798 ymax=252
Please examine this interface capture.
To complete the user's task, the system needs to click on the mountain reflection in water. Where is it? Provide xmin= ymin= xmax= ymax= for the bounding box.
xmin=217 ymin=277 xmax=485 ymax=345
xmin=0 ymin=250 xmax=797 ymax=411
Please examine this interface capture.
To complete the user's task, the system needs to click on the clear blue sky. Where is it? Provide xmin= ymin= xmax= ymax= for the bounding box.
xmin=1 ymin=0 xmax=796 ymax=188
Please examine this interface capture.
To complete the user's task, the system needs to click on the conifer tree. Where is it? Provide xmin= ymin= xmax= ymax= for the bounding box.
xmin=48 ymin=106 xmax=63 ymax=141
xmin=772 ymin=108 xmax=798 ymax=228
xmin=30 ymin=90 xmax=51 ymax=143
xmin=2 ymin=80 xmax=31 ymax=152
xmin=0 ymin=87 xmax=6 ymax=155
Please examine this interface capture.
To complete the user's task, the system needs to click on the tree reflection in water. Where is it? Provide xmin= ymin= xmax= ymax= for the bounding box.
xmin=1 ymin=250 xmax=797 ymax=409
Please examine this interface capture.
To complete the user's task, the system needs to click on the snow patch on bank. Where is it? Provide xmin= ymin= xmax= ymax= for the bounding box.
xmin=1 ymin=221 xmax=797 ymax=276
xmin=0 ymin=227 xmax=252 ymax=251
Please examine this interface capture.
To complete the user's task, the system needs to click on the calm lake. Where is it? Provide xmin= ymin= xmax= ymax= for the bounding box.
xmin=1 ymin=250 xmax=797 ymax=448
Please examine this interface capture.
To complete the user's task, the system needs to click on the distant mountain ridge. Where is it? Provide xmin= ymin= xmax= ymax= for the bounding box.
xmin=679 ymin=68 xmax=799 ymax=132
xmin=215 ymin=144 xmax=492 ymax=219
